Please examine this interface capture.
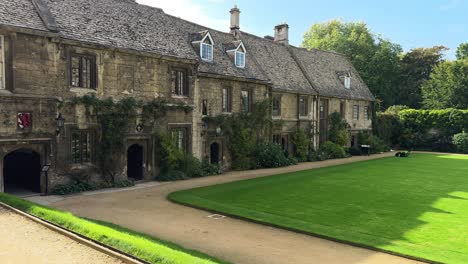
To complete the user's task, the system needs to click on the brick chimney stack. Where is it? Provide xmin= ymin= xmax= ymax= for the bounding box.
xmin=274 ymin=23 xmax=289 ymax=45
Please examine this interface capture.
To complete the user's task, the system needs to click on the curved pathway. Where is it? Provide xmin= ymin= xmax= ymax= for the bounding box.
xmin=36 ymin=153 xmax=422 ymax=264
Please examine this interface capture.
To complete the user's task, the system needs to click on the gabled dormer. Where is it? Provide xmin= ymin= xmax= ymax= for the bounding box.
xmin=225 ymin=41 xmax=246 ymax=68
xmin=191 ymin=31 xmax=214 ymax=62
xmin=337 ymin=71 xmax=352 ymax=89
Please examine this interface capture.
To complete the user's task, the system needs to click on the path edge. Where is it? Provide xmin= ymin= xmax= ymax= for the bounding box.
xmin=0 ymin=202 xmax=146 ymax=264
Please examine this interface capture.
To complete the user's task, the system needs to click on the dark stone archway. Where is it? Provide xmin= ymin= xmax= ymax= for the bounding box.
xmin=3 ymin=149 xmax=42 ymax=193
xmin=210 ymin=142 xmax=220 ymax=164
xmin=127 ymin=144 xmax=144 ymax=180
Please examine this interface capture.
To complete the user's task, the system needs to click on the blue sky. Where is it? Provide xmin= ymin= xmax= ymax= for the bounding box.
xmin=139 ymin=0 xmax=467 ymax=59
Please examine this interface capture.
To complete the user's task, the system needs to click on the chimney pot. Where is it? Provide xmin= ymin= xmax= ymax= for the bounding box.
xmin=274 ymin=23 xmax=289 ymax=45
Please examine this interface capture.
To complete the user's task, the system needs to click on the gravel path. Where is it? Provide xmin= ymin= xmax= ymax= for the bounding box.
xmin=0 ymin=206 xmax=125 ymax=264
xmin=45 ymin=153 xmax=422 ymax=264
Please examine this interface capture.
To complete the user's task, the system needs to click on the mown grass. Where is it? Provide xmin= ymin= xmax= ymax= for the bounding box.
xmin=170 ymin=153 xmax=468 ymax=263
xmin=0 ymin=193 xmax=227 ymax=264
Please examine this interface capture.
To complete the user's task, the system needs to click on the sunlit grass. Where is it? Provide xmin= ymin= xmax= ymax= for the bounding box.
xmin=170 ymin=154 xmax=468 ymax=263
xmin=0 ymin=193 xmax=227 ymax=264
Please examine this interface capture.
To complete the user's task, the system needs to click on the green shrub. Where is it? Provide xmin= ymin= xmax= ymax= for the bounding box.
xmin=358 ymin=132 xmax=388 ymax=154
xmin=157 ymin=170 xmax=189 ymax=181
xmin=253 ymin=142 xmax=292 ymax=168
xmin=200 ymin=160 xmax=222 ymax=176
xmin=291 ymin=129 xmax=310 ymax=162
xmin=154 ymin=130 xmax=184 ymax=173
xmin=52 ymin=181 xmax=96 ymax=195
xmin=177 ymin=154 xmax=202 ymax=178
xmin=328 ymin=112 xmax=349 ymax=146
xmin=319 ymin=141 xmax=347 ymax=159
xmin=113 ymin=179 xmax=135 ymax=188
xmin=453 ymin=132 xmax=468 ymax=153
xmin=347 ymin=146 xmax=362 ymax=156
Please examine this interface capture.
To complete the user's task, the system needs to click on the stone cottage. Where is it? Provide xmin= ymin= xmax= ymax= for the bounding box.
xmin=0 ymin=0 xmax=374 ymax=194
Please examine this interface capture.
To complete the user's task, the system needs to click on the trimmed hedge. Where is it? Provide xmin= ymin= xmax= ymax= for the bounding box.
xmin=375 ymin=108 xmax=468 ymax=151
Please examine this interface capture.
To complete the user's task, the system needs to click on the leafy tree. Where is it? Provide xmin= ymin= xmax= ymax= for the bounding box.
xmin=398 ymin=46 xmax=448 ymax=108
xmin=456 ymin=43 xmax=468 ymax=60
xmin=328 ymin=112 xmax=349 ymax=146
xmin=301 ymin=19 xmax=402 ymax=108
xmin=422 ymin=59 xmax=468 ymax=109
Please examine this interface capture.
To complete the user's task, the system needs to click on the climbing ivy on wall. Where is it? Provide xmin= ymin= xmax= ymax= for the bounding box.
xmin=203 ymin=99 xmax=273 ymax=170
xmin=68 ymin=95 xmax=193 ymax=183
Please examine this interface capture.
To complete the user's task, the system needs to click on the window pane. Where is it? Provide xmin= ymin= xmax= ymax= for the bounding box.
xmin=71 ymin=56 xmax=80 ymax=87
xmin=202 ymin=44 xmax=213 ymax=61
xmin=71 ymin=132 xmax=81 ymax=163
xmin=0 ymin=36 xmax=4 ymax=90
xmin=272 ymin=95 xmax=281 ymax=116
xmin=202 ymin=100 xmax=208 ymax=115
xmin=236 ymin=52 xmax=245 ymax=67
xmin=222 ymin=88 xmax=230 ymax=112
xmin=241 ymin=90 xmax=249 ymax=112
xmin=299 ymin=97 xmax=307 ymax=116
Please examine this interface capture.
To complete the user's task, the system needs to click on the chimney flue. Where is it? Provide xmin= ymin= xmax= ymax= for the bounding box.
xmin=230 ymin=5 xmax=240 ymax=32
xmin=274 ymin=23 xmax=289 ymax=45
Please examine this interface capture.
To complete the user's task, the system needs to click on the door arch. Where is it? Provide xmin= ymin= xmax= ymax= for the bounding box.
xmin=3 ymin=149 xmax=42 ymax=193
xmin=210 ymin=142 xmax=220 ymax=164
xmin=127 ymin=144 xmax=144 ymax=180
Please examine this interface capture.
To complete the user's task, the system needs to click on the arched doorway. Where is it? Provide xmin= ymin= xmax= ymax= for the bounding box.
xmin=3 ymin=149 xmax=42 ymax=193
xmin=127 ymin=144 xmax=143 ymax=180
xmin=210 ymin=142 xmax=220 ymax=164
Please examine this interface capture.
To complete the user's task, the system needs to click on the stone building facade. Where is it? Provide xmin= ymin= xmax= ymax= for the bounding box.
xmin=0 ymin=0 xmax=374 ymax=194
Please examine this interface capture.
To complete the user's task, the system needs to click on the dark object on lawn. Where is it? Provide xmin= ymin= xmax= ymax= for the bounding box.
xmin=395 ymin=151 xmax=411 ymax=157
xmin=360 ymin=145 xmax=371 ymax=156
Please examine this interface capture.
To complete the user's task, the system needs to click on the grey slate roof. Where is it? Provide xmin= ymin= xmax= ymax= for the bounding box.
xmin=42 ymin=0 xmax=269 ymax=82
xmin=240 ymin=32 xmax=315 ymax=94
xmin=0 ymin=0 xmax=49 ymax=32
xmin=0 ymin=0 xmax=373 ymax=100
xmin=290 ymin=47 xmax=375 ymax=100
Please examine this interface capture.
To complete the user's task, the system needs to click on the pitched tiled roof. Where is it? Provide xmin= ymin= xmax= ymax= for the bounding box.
xmin=240 ymin=32 xmax=316 ymax=94
xmin=1 ymin=0 xmax=374 ymax=100
xmin=290 ymin=47 xmax=375 ymax=101
xmin=0 ymin=0 xmax=49 ymax=32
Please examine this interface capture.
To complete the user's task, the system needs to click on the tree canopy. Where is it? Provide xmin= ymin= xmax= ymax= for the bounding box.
xmin=301 ymin=20 xmax=402 ymax=108
xmin=456 ymin=43 xmax=468 ymax=60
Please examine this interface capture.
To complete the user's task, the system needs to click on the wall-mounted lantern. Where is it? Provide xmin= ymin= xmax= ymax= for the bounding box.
xmin=216 ymin=127 xmax=222 ymax=135
xmin=55 ymin=113 xmax=65 ymax=136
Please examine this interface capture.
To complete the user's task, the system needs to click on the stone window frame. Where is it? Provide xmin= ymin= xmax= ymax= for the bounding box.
xmin=171 ymin=67 xmax=189 ymax=97
xmin=340 ymin=101 xmax=346 ymax=118
xmin=240 ymin=88 xmax=253 ymax=113
xmin=168 ymin=124 xmax=192 ymax=154
xmin=222 ymin=87 xmax=232 ymax=113
xmin=70 ymin=129 xmax=94 ymax=164
xmin=364 ymin=105 xmax=370 ymax=120
xmin=299 ymin=95 xmax=308 ymax=117
xmin=0 ymin=35 xmax=4 ymax=90
xmin=353 ymin=105 xmax=360 ymax=120
xmin=202 ymin=99 xmax=208 ymax=116
xmin=272 ymin=94 xmax=282 ymax=117
xmin=69 ymin=52 xmax=98 ymax=89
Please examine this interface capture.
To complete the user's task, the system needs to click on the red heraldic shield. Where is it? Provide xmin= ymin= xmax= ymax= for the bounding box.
xmin=17 ymin=112 xmax=32 ymax=129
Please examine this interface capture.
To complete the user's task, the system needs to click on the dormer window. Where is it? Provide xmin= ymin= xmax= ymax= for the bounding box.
xmin=226 ymin=41 xmax=246 ymax=68
xmin=235 ymin=50 xmax=245 ymax=68
xmin=200 ymin=34 xmax=214 ymax=61
xmin=344 ymin=76 xmax=351 ymax=89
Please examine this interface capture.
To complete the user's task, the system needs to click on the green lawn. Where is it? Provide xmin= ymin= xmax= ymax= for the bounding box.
xmin=0 ymin=193 xmax=227 ymax=264
xmin=169 ymin=153 xmax=468 ymax=263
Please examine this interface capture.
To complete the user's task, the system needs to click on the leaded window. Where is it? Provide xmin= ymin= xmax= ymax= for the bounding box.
xmin=353 ymin=105 xmax=360 ymax=120
xmin=71 ymin=131 xmax=91 ymax=163
xmin=172 ymin=69 xmax=189 ymax=96
xmin=0 ymin=35 xmax=5 ymax=90
xmin=272 ymin=95 xmax=281 ymax=116
xmin=70 ymin=54 xmax=97 ymax=89
xmin=235 ymin=51 xmax=245 ymax=68
xmin=241 ymin=90 xmax=252 ymax=112
xmin=171 ymin=127 xmax=189 ymax=152
xmin=299 ymin=96 xmax=308 ymax=116
xmin=201 ymin=37 xmax=213 ymax=61
xmin=222 ymin=87 xmax=231 ymax=112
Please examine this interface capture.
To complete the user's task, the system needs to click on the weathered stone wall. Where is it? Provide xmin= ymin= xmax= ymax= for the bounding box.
xmin=196 ymin=76 xmax=269 ymax=166
xmin=0 ymin=31 xmax=198 ymax=192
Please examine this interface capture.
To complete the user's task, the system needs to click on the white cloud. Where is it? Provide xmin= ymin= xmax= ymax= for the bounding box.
xmin=136 ymin=0 xmax=230 ymax=32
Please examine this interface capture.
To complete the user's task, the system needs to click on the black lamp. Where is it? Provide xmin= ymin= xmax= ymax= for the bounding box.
xmin=55 ymin=113 xmax=65 ymax=135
